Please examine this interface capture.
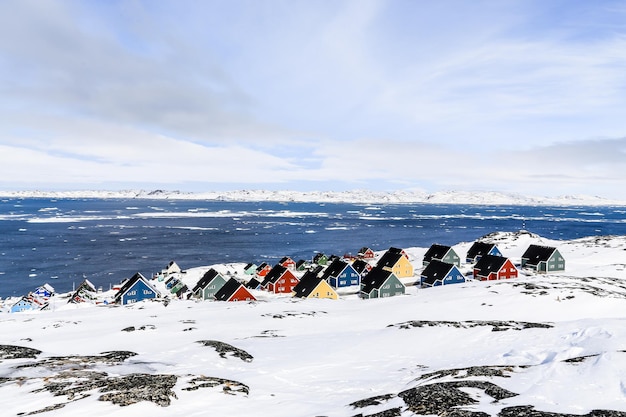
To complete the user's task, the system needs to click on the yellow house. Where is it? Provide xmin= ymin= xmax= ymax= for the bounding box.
xmin=377 ymin=248 xmax=414 ymax=278
xmin=293 ymin=272 xmax=338 ymax=300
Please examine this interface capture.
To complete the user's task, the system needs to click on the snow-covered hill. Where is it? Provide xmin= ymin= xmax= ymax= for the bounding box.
xmin=0 ymin=189 xmax=624 ymax=206
xmin=1 ymin=232 xmax=625 ymax=416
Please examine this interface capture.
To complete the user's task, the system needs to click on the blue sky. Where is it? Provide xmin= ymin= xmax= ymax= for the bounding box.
xmin=1 ymin=0 xmax=626 ymax=198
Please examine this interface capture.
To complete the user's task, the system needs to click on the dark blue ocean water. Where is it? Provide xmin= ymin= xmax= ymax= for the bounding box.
xmin=1 ymin=198 xmax=625 ymax=298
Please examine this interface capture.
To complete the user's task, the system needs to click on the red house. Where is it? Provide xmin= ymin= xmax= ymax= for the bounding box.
xmin=473 ymin=255 xmax=518 ymax=281
xmin=279 ymin=256 xmax=296 ymax=270
xmin=255 ymin=262 xmax=272 ymax=278
xmin=214 ymin=278 xmax=257 ymax=302
xmin=357 ymin=247 xmax=376 ymax=259
xmin=261 ymin=264 xmax=300 ymax=294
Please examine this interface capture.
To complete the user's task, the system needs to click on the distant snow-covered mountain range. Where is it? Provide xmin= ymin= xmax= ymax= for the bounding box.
xmin=0 ymin=189 xmax=624 ymax=206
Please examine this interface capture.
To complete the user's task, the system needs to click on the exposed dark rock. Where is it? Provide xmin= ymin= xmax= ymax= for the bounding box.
xmin=499 ymin=406 xmax=626 ymax=417
xmin=196 ymin=340 xmax=253 ymax=362
xmin=562 ymin=354 xmax=600 ymax=363
xmin=389 ymin=320 xmax=553 ymax=332
xmin=262 ymin=310 xmax=327 ymax=319
xmin=0 ymin=345 xmax=42 ymax=360
xmin=121 ymin=326 xmax=136 ymax=332
xmin=350 ymin=393 xmax=395 ymax=409
xmin=17 ymin=350 xmax=137 ymax=369
xmin=398 ymin=380 xmax=517 ymax=415
xmin=99 ymin=373 xmax=178 ymax=407
xmin=416 ymin=365 xmax=527 ymax=381
xmin=183 ymin=376 xmax=249 ymax=395
xmin=352 ymin=408 xmax=402 ymax=417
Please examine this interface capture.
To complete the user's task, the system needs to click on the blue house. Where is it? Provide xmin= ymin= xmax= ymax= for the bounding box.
xmin=420 ymin=259 xmax=466 ymax=287
xmin=114 ymin=273 xmax=160 ymax=305
xmin=466 ymin=242 xmax=502 ymax=264
xmin=33 ymin=283 xmax=55 ymax=299
xmin=321 ymin=259 xmax=360 ymax=288
xmin=10 ymin=297 xmax=36 ymax=313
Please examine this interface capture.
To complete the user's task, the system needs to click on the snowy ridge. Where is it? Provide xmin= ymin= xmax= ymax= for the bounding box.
xmin=1 ymin=189 xmax=624 ymax=206
xmin=0 ymin=231 xmax=625 ymax=416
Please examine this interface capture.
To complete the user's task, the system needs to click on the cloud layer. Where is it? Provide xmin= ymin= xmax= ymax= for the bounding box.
xmin=1 ymin=0 xmax=626 ymax=198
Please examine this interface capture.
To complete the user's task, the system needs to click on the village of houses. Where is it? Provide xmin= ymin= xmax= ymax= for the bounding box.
xmin=4 ymin=235 xmax=566 ymax=313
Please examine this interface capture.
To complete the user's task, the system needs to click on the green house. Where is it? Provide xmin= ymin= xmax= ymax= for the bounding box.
xmin=360 ymin=267 xmax=406 ymax=299
xmin=423 ymin=244 xmax=461 ymax=267
xmin=313 ymin=253 xmax=329 ymax=266
xmin=521 ymin=245 xmax=565 ymax=273
xmin=192 ymin=269 xmax=227 ymax=300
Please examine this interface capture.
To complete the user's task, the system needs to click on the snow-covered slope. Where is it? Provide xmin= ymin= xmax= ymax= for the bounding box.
xmin=1 ymin=232 xmax=625 ymax=416
xmin=0 ymin=189 xmax=624 ymax=206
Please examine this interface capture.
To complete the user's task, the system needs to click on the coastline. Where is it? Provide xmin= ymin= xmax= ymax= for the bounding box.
xmin=1 ymin=189 xmax=625 ymax=206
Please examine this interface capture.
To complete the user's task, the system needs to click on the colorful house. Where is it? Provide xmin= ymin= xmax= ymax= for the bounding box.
xmin=313 ymin=253 xmax=329 ymax=265
xmin=10 ymin=297 xmax=37 ymax=313
xmin=521 ymin=245 xmax=565 ymax=273
xmin=357 ymin=247 xmax=376 ymax=259
xmin=243 ymin=263 xmax=257 ymax=275
xmin=279 ymin=256 xmax=297 ymax=270
xmin=321 ymin=259 xmax=361 ymax=288
xmin=255 ymin=263 xmax=272 ymax=278
xmin=292 ymin=270 xmax=338 ymax=300
xmin=261 ymin=264 xmax=300 ymax=294
xmin=33 ymin=283 xmax=55 ymax=299
xmin=192 ymin=268 xmax=227 ymax=300
xmin=360 ymin=267 xmax=406 ymax=299
xmin=296 ymin=260 xmax=309 ymax=271
xmin=245 ymin=277 xmax=262 ymax=290
xmin=420 ymin=259 xmax=467 ymax=287
xmin=377 ymin=247 xmax=414 ymax=278
xmin=465 ymin=242 xmax=502 ymax=264
xmin=114 ymin=272 xmax=160 ymax=305
xmin=352 ymin=259 xmax=373 ymax=277
xmin=214 ymin=278 xmax=256 ymax=302
xmin=423 ymin=244 xmax=461 ymax=267
xmin=474 ymin=255 xmax=518 ymax=281
xmin=68 ymin=279 xmax=98 ymax=304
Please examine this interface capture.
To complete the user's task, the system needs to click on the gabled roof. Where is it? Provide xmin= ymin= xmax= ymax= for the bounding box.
xmin=321 ymin=259 xmax=350 ymax=279
xmin=377 ymin=251 xmax=404 ymax=269
xmin=466 ymin=242 xmax=496 ymax=259
xmin=421 ymin=259 xmax=457 ymax=285
xmin=358 ymin=247 xmax=374 ymax=254
xmin=192 ymin=268 xmax=222 ymax=293
xmin=423 ymin=244 xmax=453 ymax=262
xmin=261 ymin=264 xmax=289 ymax=287
xmin=521 ymin=244 xmax=558 ymax=264
xmin=256 ymin=262 xmax=270 ymax=272
xmin=313 ymin=253 xmax=327 ymax=263
xmin=352 ymin=259 xmax=372 ymax=275
xmin=214 ymin=278 xmax=244 ymax=301
xmin=293 ymin=273 xmax=325 ymax=298
xmin=245 ymin=277 xmax=262 ymax=289
xmin=244 ymin=263 xmax=256 ymax=270
xmin=360 ymin=267 xmax=395 ymax=294
xmin=114 ymin=272 xmax=158 ymax=301
xmin=279 ymin=256 xmax=294 ymax=264
xmin=474 ymin=255 xmax=510 ymax=276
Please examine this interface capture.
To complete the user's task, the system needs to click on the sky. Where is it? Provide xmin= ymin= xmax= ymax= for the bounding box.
xmin=1 ymin=0 xmax=626 ymax=198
